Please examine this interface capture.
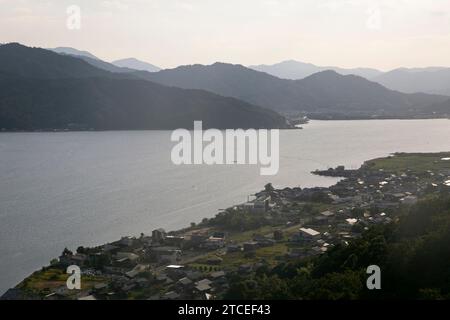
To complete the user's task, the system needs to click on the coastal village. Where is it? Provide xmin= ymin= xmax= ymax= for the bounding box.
xmin=3 ymin=153 xmax=450 ymax=300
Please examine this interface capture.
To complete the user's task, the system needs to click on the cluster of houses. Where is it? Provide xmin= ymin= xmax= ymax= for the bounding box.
xmin=150 ymin=267 xmax=228 ymax=300
xmin=53 ymin=164 xmax=437 ymax=299
xmin=7 ymin=158 xmax=449 ymax=300
xmin=44 ymin=225 xmax=232 ymax=300
xmin=239 ymin=163 xmax=450 ymax=262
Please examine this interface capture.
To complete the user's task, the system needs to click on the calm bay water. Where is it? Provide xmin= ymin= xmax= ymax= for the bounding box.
xmin=1 ymin=119 xmax=450 ymax=294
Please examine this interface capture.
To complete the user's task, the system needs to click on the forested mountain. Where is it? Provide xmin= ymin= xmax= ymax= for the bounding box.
xmin=140 ymin=62 xmax=448 ymax=118
xmin=0 ymin=44 xmax=288 ymax=130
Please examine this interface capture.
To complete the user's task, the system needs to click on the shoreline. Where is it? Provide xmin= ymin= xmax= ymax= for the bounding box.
xmin=1 ymin=117 xmax=449 ymax=133
xmin=4 ymin=151 xmax=450 ymax=300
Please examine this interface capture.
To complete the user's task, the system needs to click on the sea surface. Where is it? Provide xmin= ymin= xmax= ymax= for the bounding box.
xmin=1 ymin=119 xmax=450 ymax=294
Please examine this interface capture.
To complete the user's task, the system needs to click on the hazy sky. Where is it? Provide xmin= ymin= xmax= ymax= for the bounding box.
xmin=1 ymin=0 xmax=450 ymax=70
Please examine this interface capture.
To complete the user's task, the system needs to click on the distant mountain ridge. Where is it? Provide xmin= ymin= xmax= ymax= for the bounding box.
xmin=50 ymin=47 xmax=100 ymax=60
xmin=2 ymin=43 xmax=450 ymax=131
xmin=140 ymin=62 xmax=449 ymax=119
xmin=69 ymin=55 xmax=137 ymax=74
xmin=2 ymin=43 xmax=114 ymax=79
xmin=135 ymin=62 xmax=312 ymax=114
xmin=112 ymin=58 xmax=161 ymax=73
xmin=0 ymin=43 xmax=287 ymax=130
xmin=372 ymin=67 xmax=450 ymax=96
xmin=250 ymin=60 xmax=383 ymax=80
xmin=251 ymin=60 xmax=450 ymax=96
xmin=50 ymin=47 xmax=161 ymax=73
xmin=49 ymin=47 xmax=450 ymax=96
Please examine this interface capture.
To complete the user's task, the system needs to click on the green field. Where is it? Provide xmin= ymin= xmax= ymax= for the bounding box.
xmin=365 ymin=152 xmax=450 ymax=174
xmin=17 ymin=267 xmax=107 ymax=297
